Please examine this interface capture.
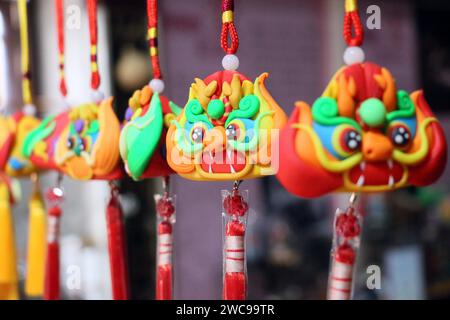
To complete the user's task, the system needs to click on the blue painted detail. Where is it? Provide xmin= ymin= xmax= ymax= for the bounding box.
xmin=389 ymin=117 xmax=417 ymax=138
xmin=312 ymin=122 xmax=343 ymax=159
xmin=9 ymin=157 xmax=25 ymax=170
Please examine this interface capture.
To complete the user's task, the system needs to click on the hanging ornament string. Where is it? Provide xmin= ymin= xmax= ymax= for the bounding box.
xmin=87 ymin=0 xmax=101 ymax=93
xmin=343 ymin=0 xmax=364 ymax=46
xmin=147 ymin=0 xmax=162 ymax=78
xmin=342 ymin=0 xmax=365 ymax=66
xmin=55 ymin=0 xmax=68 ymax=98
xmin=18 ymin=0 xmax=35 ymax=113
xmin=220 ymin=0 xmax=240 ymax=71
xmin=220 ymin=0 xmax=239 ymax=54
xmin=147 ymin=0 xmax=165 ymax=93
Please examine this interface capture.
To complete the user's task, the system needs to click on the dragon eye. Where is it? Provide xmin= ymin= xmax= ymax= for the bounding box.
xmin=389 ymin=125 xmax=411 ymax=148
xmin=226 ymin=123 xmax=240 ymax=141
xmin=191 ymin=126 xmax=205 ymax=144
xmin=67 ymin=137 xmax=75 ymax=149
xmin=341 ymin=128 xmax=362 ymax=153
xmin=78 ymin=137 xmax=87 ymax=151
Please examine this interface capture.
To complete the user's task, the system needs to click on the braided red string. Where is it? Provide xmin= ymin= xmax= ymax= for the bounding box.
xmin=220 ymin=0 xmax=239 ymax=54
xmin=87 ymin=0 xmax=100 ymax=90
xmin=147 ymin=0 xmax=162 ymax=80
xmin=55 ymin=0 xmax=67 ymax=97
xmin=343 ymin=11 xmax=364 ymax=47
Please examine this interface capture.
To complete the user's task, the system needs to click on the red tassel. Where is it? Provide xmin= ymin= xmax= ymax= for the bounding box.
xmin=44 ymin=205 xmax=61 ymax=300
xmin=223 ymin=220 xmax=246 ymax=300
xmin=106 ymin=192 xmax=130 ymax=300
xmin=222 ymin=186 xmax=248 ymax=300
xmin=327 ymin=197 xmax=362 ymax=300
xmin=156 ymin=221 xmax=172 ymax=300
xmin=155 ymin=186 xmax=175 ymax=300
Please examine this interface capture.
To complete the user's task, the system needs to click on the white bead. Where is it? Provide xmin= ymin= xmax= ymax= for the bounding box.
xmin=23 ymin=104 xmax=37 ymax=116
xmin=222 ymin=54 xmax=239 ymax=71
xmin=91 ymin=90 xmax=105 ymax=103
xmin=149 ymin=78 xmax=165 ymax=93
xmin=343 ymin=46 xmax=365 ymax=65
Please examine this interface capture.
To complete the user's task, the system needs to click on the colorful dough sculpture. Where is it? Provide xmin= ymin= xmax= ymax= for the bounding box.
xmin=166 ymin=70 xmax=287 ymax=181
xmin=120 ymin=0 xmax=180 ymax=300
xmin=22 ymin=111 xmax=70 ymax=171
xmin=120 ymin=86 xmax=181 ymax=181
xmin=2 ymin=112 xmax=40 ymax=177
xmin=276 ymin=0 xmax=447 ymax=301
xmin=0 ymin=116 xmax=14 ymax=172
xmin=277 ymin=62 xmax=447 ymax=198
xmin=23 ymin=100 xmax=122 ymax=181
xmin=56 ymin=100 xmax=122 ymax=180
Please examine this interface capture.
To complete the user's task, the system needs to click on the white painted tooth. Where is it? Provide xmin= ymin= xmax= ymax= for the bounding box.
xmin=357 ymin=175 xmax=365 ymax=187
xmin=388 ymin=159 xmax=393 ymax=169
xmin=389 ymin=175 xmax=395 ymax=187
xmin=230 ymin=164 xmax=236 ymax=173
xmin=360 ymin=161 xmax=366 ymax=171
xmin=209 ymin=165 xmax=213 ymax=174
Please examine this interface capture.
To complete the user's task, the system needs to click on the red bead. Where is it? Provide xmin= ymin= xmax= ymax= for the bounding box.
xmin=335 ymin=213 xmax=360 ymax=238
xmin=336 ymin=243 xmax=356 ymax=264
xmin=45 ymin=188 xmax=63 ymax=202
xmin=223 ymin=192 xmax=248 ymax=217
xmin=49 ymin=206 xmax=62 ymax=217
xmin=156 ymin=198 xmax=175 ymax=218
xmin=158 ymin=221 xmax=172 ymax=235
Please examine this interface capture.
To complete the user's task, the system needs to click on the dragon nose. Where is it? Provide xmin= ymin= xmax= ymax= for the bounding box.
xmin=362 ymin=131 xmax=393 ymax=162
xmin=203 ymin=127 xmax=226 ymax=151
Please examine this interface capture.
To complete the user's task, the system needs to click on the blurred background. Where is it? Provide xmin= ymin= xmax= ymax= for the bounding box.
xmin=0 ymin=0 xmax=449 ymax=300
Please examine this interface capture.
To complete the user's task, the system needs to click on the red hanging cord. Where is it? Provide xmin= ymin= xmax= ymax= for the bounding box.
xmin=343 ymin=0 xmax=364 ymax=47
xmin=87 ymin=0 xmax=100 ymax=90
xmin=147 ymin=0 xmax=162 ymax=80
xmin=55 ymin=0 xmax=67 ymax=97
xmin=220 ymin=0 xmax=239 ymax=54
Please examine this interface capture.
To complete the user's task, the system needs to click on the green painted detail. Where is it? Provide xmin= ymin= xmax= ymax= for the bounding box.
xmin=185 ymin=99 xmax=211 ymax=124
xmin=124 ymin=92 xmax=164 ymax=180
xmin=169 ymin=101 xmax=182 ymax=116
xmin=87 ymin=120 xmax=99 ymax=134
xmin=22 ymin=115 xmax=56 ymax=157
xmin=312 ymin=97 xmax=361 ymax=130
xmin=228 ymin=111 xmax=272 ymax=152
xmin=207 ymin=99 xmax=225 ymax=120
xmin=359 ymin=98 xmax=386 ymax=127
xmin=225 ymin=95 xmax=260 ymax=127
xmin=386 ymin=90 xmax=415 ymax=122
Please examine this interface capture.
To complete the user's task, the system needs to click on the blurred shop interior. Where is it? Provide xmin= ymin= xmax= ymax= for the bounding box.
xmin=0 ymin=0 xmax=449 ymax=299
